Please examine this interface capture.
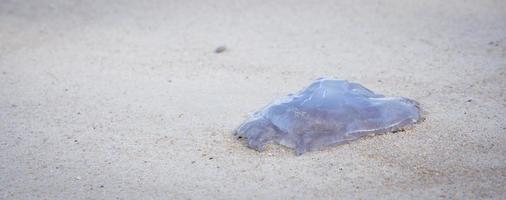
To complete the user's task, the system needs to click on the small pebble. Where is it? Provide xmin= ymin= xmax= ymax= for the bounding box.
xmin=214 ymin=46 xmax=226 ymax=53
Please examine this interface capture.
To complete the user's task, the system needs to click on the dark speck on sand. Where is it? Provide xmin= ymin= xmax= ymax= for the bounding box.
xmin=214 ymin=46 xmax=226 ymax=53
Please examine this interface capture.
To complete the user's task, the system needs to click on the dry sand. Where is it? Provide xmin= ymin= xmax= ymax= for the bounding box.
xmin=1 ymin=0 xmax=505 ymax=199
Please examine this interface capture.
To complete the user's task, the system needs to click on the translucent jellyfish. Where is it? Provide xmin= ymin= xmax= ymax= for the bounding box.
xmin=235 ymin=78 xmax=422 ymax=155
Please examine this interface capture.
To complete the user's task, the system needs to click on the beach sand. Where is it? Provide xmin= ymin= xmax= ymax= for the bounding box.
xmin=1 ymin=0 xmax=505 ymax=199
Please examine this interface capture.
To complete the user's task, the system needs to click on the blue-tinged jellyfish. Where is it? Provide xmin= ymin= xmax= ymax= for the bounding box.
xmin=235 ymin=78 xmax=422 ymax=155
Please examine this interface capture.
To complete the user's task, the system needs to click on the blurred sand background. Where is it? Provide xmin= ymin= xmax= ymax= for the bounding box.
xmin=1 ymin=0 xmax=505 ymax=199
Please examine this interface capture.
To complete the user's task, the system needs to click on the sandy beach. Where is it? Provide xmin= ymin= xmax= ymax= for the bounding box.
xmin=1 ymin=0 xmax=505 ymax=199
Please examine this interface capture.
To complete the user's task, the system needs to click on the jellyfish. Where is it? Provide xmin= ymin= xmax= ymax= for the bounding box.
xmin=235 ymin=78 xmax=422 ymax=155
